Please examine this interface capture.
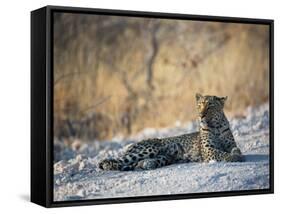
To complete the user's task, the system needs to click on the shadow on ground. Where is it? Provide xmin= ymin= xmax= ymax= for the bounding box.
xmin=244 ymin=154 xmax=269 ymax=162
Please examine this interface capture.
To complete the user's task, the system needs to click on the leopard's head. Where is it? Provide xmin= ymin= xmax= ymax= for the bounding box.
xmin=195 ymin=93 xmax=227 ymax=125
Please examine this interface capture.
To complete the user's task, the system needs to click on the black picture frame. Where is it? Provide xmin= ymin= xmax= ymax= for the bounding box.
xmin=31 ymin=5 xmax=274 ymax=208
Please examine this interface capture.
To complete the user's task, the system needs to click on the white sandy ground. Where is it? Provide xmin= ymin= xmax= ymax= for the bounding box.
xmin=53 ymin=104 xmax=270 ymax=201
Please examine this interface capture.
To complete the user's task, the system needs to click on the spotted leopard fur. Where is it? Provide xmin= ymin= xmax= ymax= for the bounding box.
xmin=196 ymin=93 xmax=243 ymax=162
xmin=99 ymin=93 xmax=243 ymax=171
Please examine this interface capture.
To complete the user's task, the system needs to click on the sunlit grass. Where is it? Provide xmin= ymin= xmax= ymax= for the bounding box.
xmin=54 ymin=16 xmax=269 ymax=140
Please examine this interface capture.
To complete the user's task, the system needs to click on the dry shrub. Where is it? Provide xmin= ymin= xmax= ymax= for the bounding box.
xmin=53 ymin=14 xmax=269 ymax=141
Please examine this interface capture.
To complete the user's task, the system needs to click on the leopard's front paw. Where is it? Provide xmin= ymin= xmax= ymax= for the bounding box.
xmin=231 ymin=147 xmax=242 ymax=156
xmin=230 ymin=148 xmax=244 ymax=162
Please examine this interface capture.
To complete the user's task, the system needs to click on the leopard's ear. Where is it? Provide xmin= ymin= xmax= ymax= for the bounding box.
xmin=219 ymin=96 xmax=228 ymax=106
xmin=196 ymin=93 xmax=203 ymax=101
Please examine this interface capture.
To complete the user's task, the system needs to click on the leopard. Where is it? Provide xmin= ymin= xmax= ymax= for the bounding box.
xmin=98 ymin=93 xmax=243 ymax=171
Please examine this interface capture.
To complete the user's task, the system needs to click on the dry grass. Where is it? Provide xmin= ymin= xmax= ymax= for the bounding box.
xmin=54 ymin=14 xmax=269 ymax=140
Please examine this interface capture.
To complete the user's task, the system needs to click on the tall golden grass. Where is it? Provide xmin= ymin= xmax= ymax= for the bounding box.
xmin=54 ymin=14 xmax=269 ymax=140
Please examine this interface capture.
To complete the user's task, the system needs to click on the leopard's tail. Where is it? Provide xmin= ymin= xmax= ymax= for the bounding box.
xmin=99 ymin=157 xmax=136 ymax=171
xmin=98 ymin=159 xmax=121 ymax=170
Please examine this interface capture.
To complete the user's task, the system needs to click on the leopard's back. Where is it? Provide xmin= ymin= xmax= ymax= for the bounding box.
xmin=162 ymin=132 xmax=201 ymax=162
xmin=99 ymin=132 xmax=202 ymax=171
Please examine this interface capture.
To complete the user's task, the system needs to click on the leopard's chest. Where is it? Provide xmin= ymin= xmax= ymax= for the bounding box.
xmin=200 ymin=132 xmax=224 ymax=150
